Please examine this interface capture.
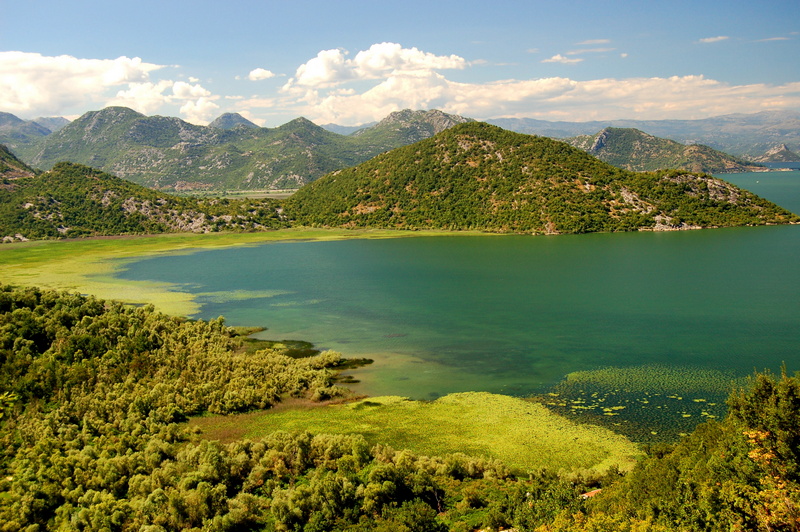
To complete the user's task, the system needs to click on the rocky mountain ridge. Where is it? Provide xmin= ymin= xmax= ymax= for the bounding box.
xmin=11 ymin=107 xmax=474 ymax=191
xmin=566 ymin=127 xmax=764 ymax=174
xmin=752 ymin=143 xmax=800 ymax=163
xmin=489 ymin=110 xmax=800 ymax=158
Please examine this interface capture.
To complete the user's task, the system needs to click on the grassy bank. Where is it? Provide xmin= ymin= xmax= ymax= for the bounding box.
xmin=191 ymin=392 xmax=643 ymax=475
xmin=0 ymin=228 xmax=476 ymax=316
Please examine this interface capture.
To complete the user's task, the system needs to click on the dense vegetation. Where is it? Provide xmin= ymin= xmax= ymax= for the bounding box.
xmin=0 ymin=162 xmax=286 ymax=241
xmin=285 ymin=122 xmax=799 ymax=234
xmin=566 ymin=127 xmax=763 ymax=173
xmin=10 ymin=108 xmax=469 ymax=191
xmin=0 ymin=284 xmax=604 ymax=531
xmin=0 ymin=284 xmax=799 ymax=530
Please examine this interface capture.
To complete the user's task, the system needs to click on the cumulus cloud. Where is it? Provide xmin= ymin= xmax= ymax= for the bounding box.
xmin=286 ymin=68 xmax=800 ymax=126
xmin=541 ymin=54 xmax=583 ymax=64
xmin=106 ymin=81 xmax=174 ymax=114
xmin=0 ymin=51 xmax=221 ymax=124
xmin=698 ymin=36 xmax=729 ymax=43
xmin=284 ymin=42 xmax=467 ymax=90
xmin=248 ymin=68 xmax=276 ymax=81
xmin=0 ymin=51 xmax=163 ymax=116
xmin=179 ymin=97 xmax=220 ymax=124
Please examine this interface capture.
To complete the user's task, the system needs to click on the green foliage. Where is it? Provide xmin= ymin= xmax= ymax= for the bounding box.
xmin=207 ymin=393 xmax=641 ymax=475
xmin=13 ymin=108 xmax=463 ymax=191
xmin=285 ymin=122 xmax=799 ymax=234
xmin=0 ymin=162 xmax=287 ymax=241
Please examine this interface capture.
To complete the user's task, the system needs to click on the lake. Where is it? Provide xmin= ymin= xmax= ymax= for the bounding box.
xmin=117 ymin=170 xmax=800 ymax=439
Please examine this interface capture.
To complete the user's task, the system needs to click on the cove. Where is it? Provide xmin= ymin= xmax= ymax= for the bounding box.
xmin=115 ymin=172 xmax=800 ymax=437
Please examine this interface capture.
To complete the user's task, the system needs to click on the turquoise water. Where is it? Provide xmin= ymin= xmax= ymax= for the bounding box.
xmin=116 ymin=171 xmax=800 ymax=436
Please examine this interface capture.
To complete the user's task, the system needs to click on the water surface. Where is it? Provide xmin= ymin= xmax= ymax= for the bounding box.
xmin=116 ymin=171 xmax=800 ymax=437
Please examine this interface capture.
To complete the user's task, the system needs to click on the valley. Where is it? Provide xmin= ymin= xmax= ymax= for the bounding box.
xmin=1 ymin=105 xmax=800 ymax=531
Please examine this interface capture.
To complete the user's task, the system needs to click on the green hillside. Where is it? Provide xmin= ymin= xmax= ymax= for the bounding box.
xmin=566 ymin=127 xmax=764 ymax=173
xmin=0 ymin=144 xmax=36 ymax=179
xmin=1 ymin=283 xmax=799 ymax=531
xmin=13 ymin=108 xmax=473 ymax=192
xmin=286 ymin=122 xmax=799 ymax=234
xmin=0 ymin=162 xmax=285 ymax=242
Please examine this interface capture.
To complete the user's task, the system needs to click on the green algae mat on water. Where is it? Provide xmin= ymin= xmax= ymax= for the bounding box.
xmin=0 ymin=229 xmax=464 ymax=316
xmin=191 ymin=392 xmax=643 ymax=475
xmin=542 ymin=364 xmax=746 ymax=442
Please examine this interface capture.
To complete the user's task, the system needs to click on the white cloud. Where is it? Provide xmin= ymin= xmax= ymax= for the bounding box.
xmin=172 ymin=81 xmax=211 ymax=99
xmin=698 ymin=36 xmax=729 ymax=43
xmin=0 ymin=51 xmax=224 ymax=124
xmin=541 ymin=54 xmax=583 ymax=64
xmin=576 ymin=39 xmax=611 ymax=45
xmin=106 ymin=81 xmax=174 ymax=114
xmin=286 ymin=69 xmax=800 ymax=126
xmin=179 ymin=97 xmax=220 ymax=124
xmin=567 ymin=47 xmax=616 ymax=55
xmin=248 ymin=68 xmax=276 ymax=81
xmin=351 ymin=42 xmax=466 ymax=77
xmin=0 ymin=51 xmax=163 ymax=116
xmin=290 ymin=48 xmax=351 ymax=88
xmin=284 ymin=42 xmax=466 ymax=90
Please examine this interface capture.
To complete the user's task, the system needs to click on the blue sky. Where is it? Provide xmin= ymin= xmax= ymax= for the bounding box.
xmin=2 ymin=0 xmax=798 ymax=126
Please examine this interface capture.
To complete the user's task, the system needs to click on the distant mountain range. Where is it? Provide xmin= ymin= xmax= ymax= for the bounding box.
xmin=285 ymin=122 xmax=798 ymax=234
xmin=2 ymin=107 xmax=797 ymax=193
xmin=752 ymin=143 xmax=800 ymax=163
xmin=565 ymin=127 xmax=764 ymax=174
xmin=10 ymin=108 xmax=471 ymax=191
xmin=487 ymin=110 xmax=800 ymax=158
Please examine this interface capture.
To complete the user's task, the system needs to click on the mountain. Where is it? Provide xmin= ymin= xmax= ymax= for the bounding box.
xmin=566 ymin=127 xmax=763 ymax=173
xmin=32 ymin=116 xmax=70 ymax=132
xmin=0 ymin=161 xmax=285 ymax=242
xmin=488 ymin=110 xmax=800 ymax=158
xmin=351 ymin=109 xmax=474 ymax=149
xmin=13 ymin=107 xmax=475 ymax=192
xmin=0 ymin=144 xmax=36 ymax=179
xmin=208 ymin=112 xmax=259 ymax=130
xmin=14 ymin=107 xmax=349 ymax=190
xmin=319 ymin=122 xmax=377 ymax=135
xmin=753 ymin=143 xmax=800 ymax=163
xmin=0 ymin=112 xmax=52 ymax=149
xmin=285 ymin=122 xmax=798 ymax=234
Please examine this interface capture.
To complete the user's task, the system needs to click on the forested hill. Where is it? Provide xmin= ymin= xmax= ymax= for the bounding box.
xmin=0 ymin=162 xmax=285 ymax=242
xmin=285 ymin=122 xmax=799 ymax=234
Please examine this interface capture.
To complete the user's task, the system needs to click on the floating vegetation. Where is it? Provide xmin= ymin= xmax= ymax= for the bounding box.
xmin=197 ymin=288 xmax=292 ymax=303
xmin=536 ymin=364 xmax=743 ymax=443
xmin=563 ymin=364 xmax=742 ymax=395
